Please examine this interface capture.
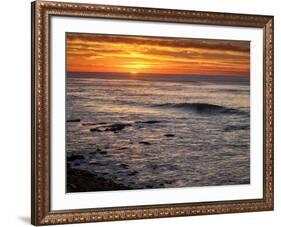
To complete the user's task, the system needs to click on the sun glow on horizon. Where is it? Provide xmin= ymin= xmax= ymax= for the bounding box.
xmin=66 ymin=33 xmax=250 ymax=76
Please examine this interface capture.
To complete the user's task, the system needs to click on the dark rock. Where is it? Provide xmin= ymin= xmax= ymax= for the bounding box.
xmin=99 ymin=151 xmax=107 ymax=155
xmin=95 ymin=148 xmax=107 ymax=155
xmin=135 ymin=120 xmax=161 ymax=124
xmin=150 ymin=164 xmax=158 ymax=170
xmin=67 ymin=155 xmax=84 ymax=162
xmin=118 ymin=147 xmax=129 ymax=150
xmin=90 ymin=127 xmax=103 ymax=132
xmin=164 ymin=180 xmax=175 ymax=184
xmin=120 ymin=163 xmax=129 ymax=169
xmin=98 ymin=122 xmax=108 ymax=125
xmin=67 ymin=166 xmax=129 ymax=192
xmin=105 ymin=123 xmax=132 ymax=133
xmin=164 ymin=134 xmax=175 ymax=137
xmin=70 ymin=183 xmax=77 ymax=190
xmin=139 ymin=141 xmax=151 ymax=145
xmin=90 ymin=123 xmax=132 ymax=133
xmin=67 ymin=118 xmax=80 ymax=123
xmin=82 ymin=122 xmax=107 ymax=126
xmin=128 ymin=171 xmax=138 ymax=176
xmin=136 ymin=125 xmax=144 ymax=129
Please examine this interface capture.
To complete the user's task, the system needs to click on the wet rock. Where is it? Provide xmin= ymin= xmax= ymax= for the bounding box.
xmin=82 ymin=122 xmax=107 ymax=126
xmin=90 ymin=127 xmax=103 ymax=132
xmin=120 ymin=163 xmax=129 ymax=169
xmin=136 ymin=125 xmax=145 ymax=129
xmin=128 ymin=171 xmax=138 ymax=176
xmin=94 ymin=148 xmax=107 ymax=155
xmin=135 ymin=120 xmax=161 ymax=124
xmin=164 ymin=134 xmax=175 ymax=137
xmin=139 ymin=141 xmax=151 ymax=145
xmin=105 ymin=123 xmax=132 ymax=133
xmin=67 ymin=118 xmax=80 ymax=123
xmin=67 ymin=166 xmax=129 ymax=192
xmin=69 ymin=183 xmax=77 ymax=190
xmin=90 ymin=123 xmax=132 ymax=133
xmin=118 ymin=147 xmax=129 ymax=150
xmin=89 ymin=151 xmax=96 ymax=156
xmin=164 ymin=180 xmax=175 ymax=184
xmin=67 ymin=155 xmax=84 ymax=162
xmin=150 ymin=164 xmax=158 ymax=170
xmin=97 ymin=122 xmax=108 ymax=125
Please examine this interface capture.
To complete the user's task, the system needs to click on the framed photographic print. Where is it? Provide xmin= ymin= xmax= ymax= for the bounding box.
xmin=31 ymin=0 xmax=274 ymax=225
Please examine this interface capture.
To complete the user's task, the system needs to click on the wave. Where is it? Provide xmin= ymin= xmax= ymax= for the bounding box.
xmin=152 ymin=102 xmax=248 ymax=115
xmin=224 ymin=124 xmax=250 ymax=132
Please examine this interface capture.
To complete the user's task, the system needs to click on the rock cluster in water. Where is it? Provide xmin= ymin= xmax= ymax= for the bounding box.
xmin=66 ymin=118 xmax=179 ymax=191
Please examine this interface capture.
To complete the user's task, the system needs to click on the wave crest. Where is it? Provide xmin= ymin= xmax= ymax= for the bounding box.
xmin=152 ymin=103 xmax=247 ymax=115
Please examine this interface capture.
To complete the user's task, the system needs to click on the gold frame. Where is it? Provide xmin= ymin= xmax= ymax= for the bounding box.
xmin=31 ymin=1 xmax=274 ymax=225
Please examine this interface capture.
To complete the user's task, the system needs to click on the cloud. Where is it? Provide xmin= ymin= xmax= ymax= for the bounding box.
xmin=66 ymin=33 xmax=250 ymax=76
xmin=67 ymin=33 xmax=250 ymax=52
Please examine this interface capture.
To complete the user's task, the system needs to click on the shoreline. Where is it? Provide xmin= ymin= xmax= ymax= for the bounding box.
xmin=67 ymin=166 xmax=130 ymax=192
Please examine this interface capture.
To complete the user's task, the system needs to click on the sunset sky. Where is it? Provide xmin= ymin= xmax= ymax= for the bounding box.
xmin=66 ymin=33 xmax=250 ymax=76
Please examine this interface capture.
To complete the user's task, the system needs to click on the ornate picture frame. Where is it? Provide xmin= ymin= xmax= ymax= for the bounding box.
xmin=31 ymin=1 xmax=274 ymax=225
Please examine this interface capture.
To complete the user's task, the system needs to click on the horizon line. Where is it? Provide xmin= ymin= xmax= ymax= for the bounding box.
xmin=66 ymin=71 xmax=250 ymax=77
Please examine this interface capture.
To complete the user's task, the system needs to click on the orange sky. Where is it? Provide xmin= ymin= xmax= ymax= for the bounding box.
xmin=66 ymin=33 xmax=250 ymax=76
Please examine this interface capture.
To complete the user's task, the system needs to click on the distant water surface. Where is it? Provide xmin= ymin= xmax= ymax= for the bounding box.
xmin=66 ymin=73 xmax=250 ymax=190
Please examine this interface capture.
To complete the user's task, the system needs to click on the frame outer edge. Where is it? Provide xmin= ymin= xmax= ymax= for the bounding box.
xmin=266 ymin=16 xmax=274 ymax=210
xmin=31 ymin=1 xmax=37 ymax=226
xmin=32 ymin=1 xmax=50 ymax=225
xmin=31 ymin=1 xmax=274 ymax=225
xmin=271 ymin=17 xmax=274 ymax=210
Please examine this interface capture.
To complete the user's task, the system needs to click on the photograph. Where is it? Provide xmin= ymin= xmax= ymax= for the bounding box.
xmin=66 ymin=33 xmax=251 ymax=193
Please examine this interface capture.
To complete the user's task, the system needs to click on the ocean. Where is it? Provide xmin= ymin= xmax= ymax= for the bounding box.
xmin=66 ymin=72 xmax=250 ymax=190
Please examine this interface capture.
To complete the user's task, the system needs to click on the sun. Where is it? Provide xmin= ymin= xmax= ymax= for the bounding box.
xmin=130 ymin=71 xmax=137 ymax=75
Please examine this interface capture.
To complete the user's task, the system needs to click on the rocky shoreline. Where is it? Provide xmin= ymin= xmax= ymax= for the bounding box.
xmin=67 ymin=165 xmax=130 ymax=192
xmin=66 ymin=118 xmax=177 ymax=192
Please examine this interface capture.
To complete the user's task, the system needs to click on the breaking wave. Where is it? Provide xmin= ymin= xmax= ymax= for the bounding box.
xmin=152 ymin=102 xmax=248 ymax=115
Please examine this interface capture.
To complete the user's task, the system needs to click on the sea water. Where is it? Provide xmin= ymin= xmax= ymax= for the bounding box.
xmin=66 ymin=73 xmax=250 ymax=189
